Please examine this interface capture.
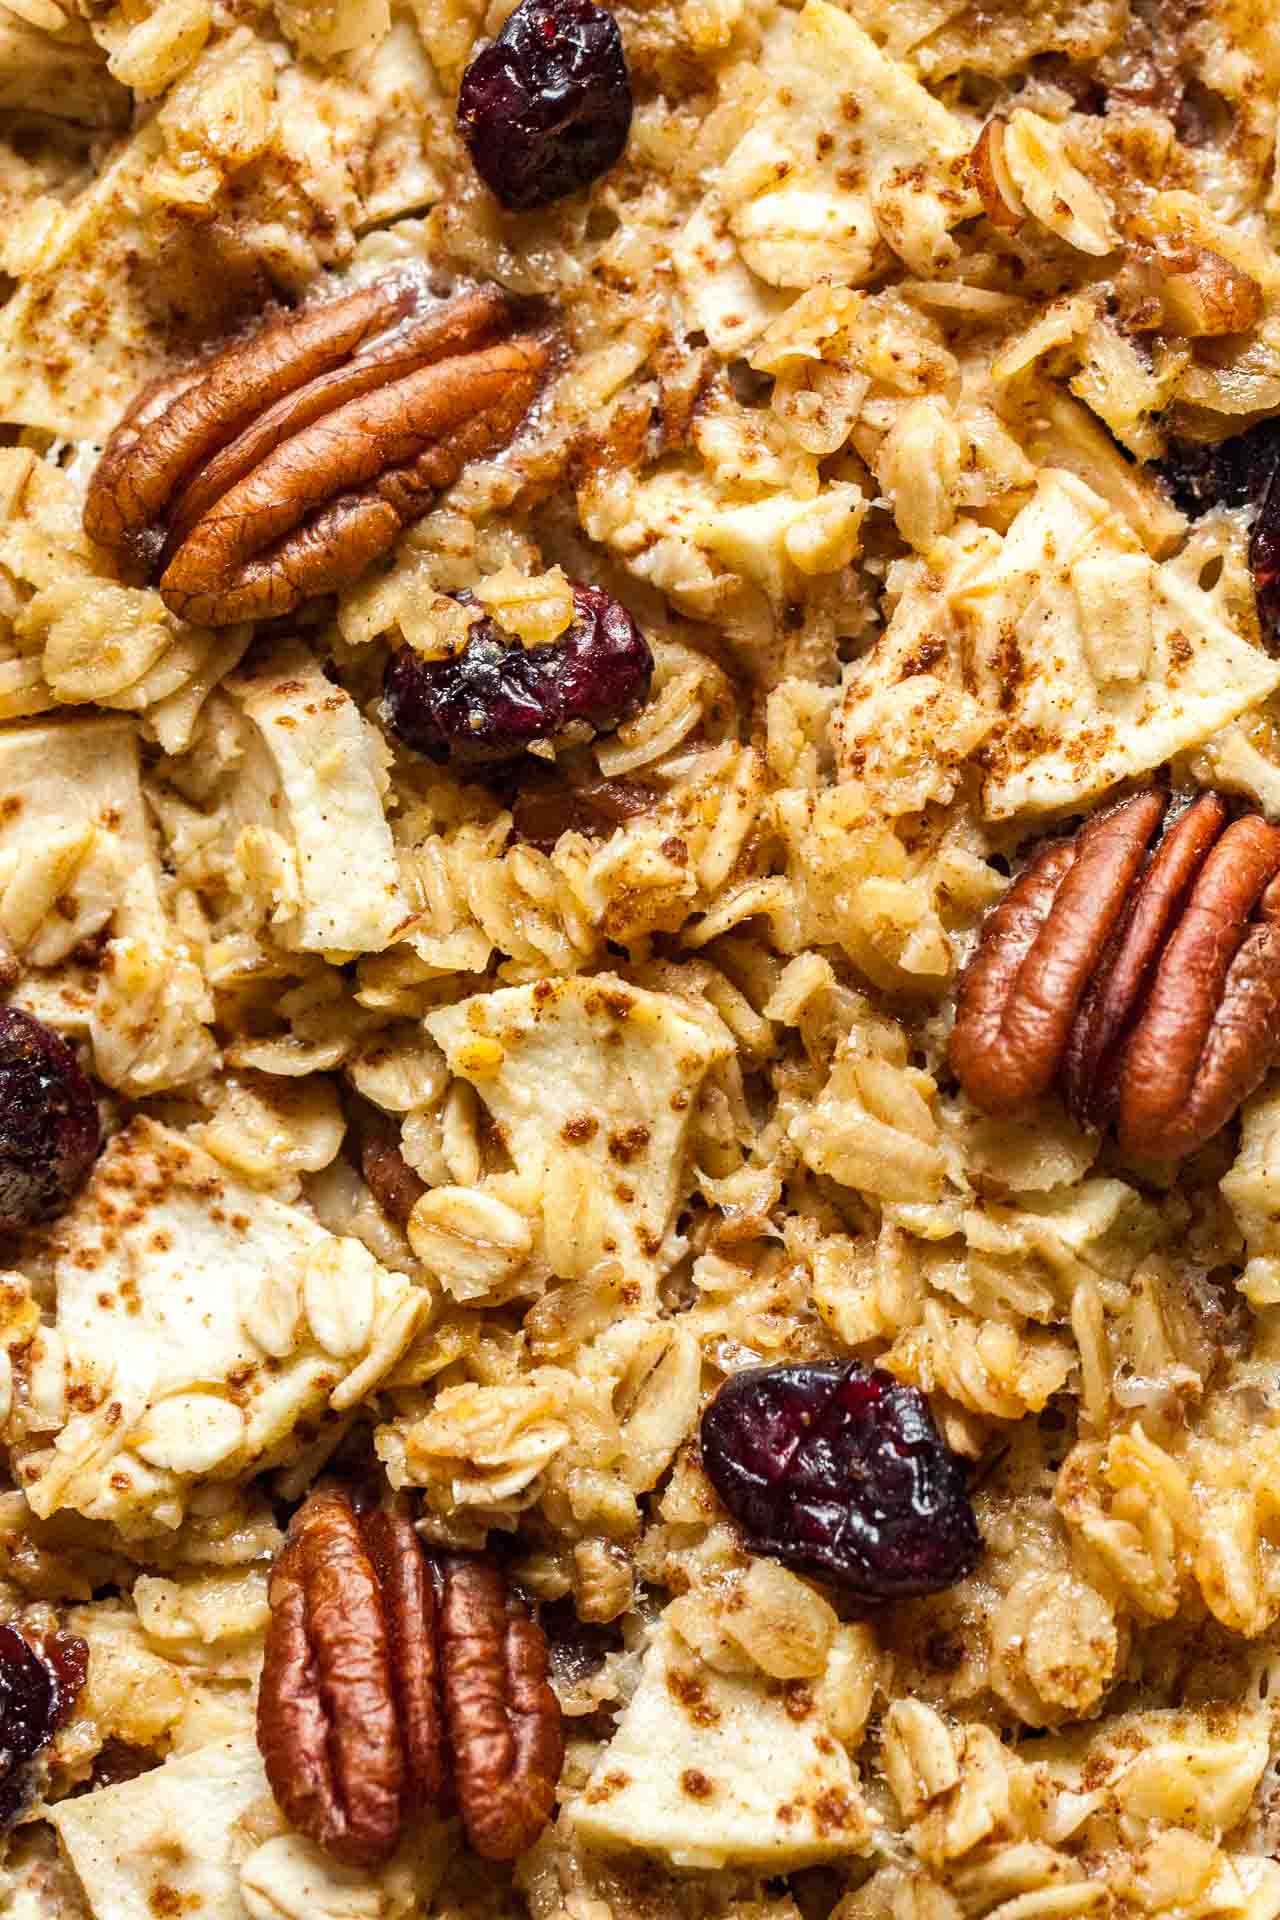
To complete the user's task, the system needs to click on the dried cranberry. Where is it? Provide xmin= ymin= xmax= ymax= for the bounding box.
xmin=511 ymin=770 xmax=656 ymax=850
xmin=700 ymin=1363 xmax=981 ymax=1600
xmin=358 ymin=1112 xmax=427 ymax=1227
xmin=0 ymin=1008 xmax=99 ymax=1234
xmin=88 ymin=1740 xmax=159 ymax=1790
xmin=457 ymin=0 xmax=632 ymax=212
xmin=0 ymin=1628 xmax=58 ymax=1772
xmin=1160 ymin=419 xmax=1280 ymax=638
xmin=0 ymin=1623 xmax=87 ymax=1824
xmin=1160 ymin=425 xmax=1279 ymax=518
xmin=540 ymin=1596 xmax=622 ymax=1692
xmin=382 ymin=582 xmax=653 ymax=768
xmin=1253 ymin=481 xmax=1280 ymax=641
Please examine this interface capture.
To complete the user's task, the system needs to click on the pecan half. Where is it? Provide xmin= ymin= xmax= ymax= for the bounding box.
xmin=951 ymin=788 xmax=1280 ymax=1159
xmin=950 ymin=790 xmax=1165 ymax=1113
xmin=256 ymin=1487 xmax=436 ymax=1866
xmin=257 ymin=1485 xmax=563 ymax=1868
xmin=84 ymin=275 xmax=549 ymax=627
xmin=438 ymin=1554 xmax=565 ymax=1862
xmin=1062 ymin=792 xmax=1229 ymax=1126
xmin=1118 ymin=817 xmax=1280 ymax=1157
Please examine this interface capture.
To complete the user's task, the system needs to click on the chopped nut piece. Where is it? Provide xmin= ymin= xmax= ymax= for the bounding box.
xmin=1155 ymin=245 xmax=1263 ymax=338
xmin=84 ymin=275 xmax=549 ymax=626
xmin=968 ymin=119 xmax=1024 ymax=232
xmin=1117 ymin=814 xmax=1280 ymax=1156
xmin=1125 ymin=244 xmax=1264 ymax=339
xmin=1000 ymin=109 xmax=1116 ymax=256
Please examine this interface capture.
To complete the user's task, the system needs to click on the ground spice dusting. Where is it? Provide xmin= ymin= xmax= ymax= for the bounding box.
xmin=4 ymin=0 xmax=1280 ymax=1911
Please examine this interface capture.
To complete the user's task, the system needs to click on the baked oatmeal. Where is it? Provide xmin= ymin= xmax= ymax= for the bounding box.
xmin=2 ymin=0 xmax=1280 ymax=1912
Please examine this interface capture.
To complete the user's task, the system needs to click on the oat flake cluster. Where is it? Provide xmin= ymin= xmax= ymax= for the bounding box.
xmin=9 ymin=0 xmax=1280 ymax=1915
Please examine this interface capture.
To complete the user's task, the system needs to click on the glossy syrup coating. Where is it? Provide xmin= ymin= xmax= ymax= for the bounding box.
xmin=700 ymin=1362 xmax=982 ymax=1600
xmin=457 ymin=0 xmax=633 ymax=212
xmin=382 ymin=582 xmax=653 ymax=767
xmin=0 ymin=1008 xmax=100 ymax=1234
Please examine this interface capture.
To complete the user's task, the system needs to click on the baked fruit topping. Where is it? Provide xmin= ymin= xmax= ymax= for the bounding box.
xmin=699 ymin=1363 xmax=981 ymax=1600
xmin=457 ymin=0 xmax=633 ymax=212
xmin=951 ymin=788 xmax=1280 ymax=1158
xmin=381 ymin=580 xmax=653 ymax=766
xmin=84 ymin=277 xmax=549 ymax=628
xmin=257 ymin=1485 xmax=563 ymax=1867
xmin=0 ymin=1007 xmax=99 ymax=1233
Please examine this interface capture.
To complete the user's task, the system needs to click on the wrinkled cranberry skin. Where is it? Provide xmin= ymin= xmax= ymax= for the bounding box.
xmin=0 ymin=1623 xmax=88 ymax=1824
xmin=0 ymin=1628 xmax=58 ymax=1772
xmin=382 ymin=583 xmax=653 ymax=767
xmin=1160 ymin=421 xmax=1280 ymax=638
xmin=457 ymin=0 xmax=632 ymax=212
xmin=0 ymin=1008 xmax=99 ymax=1234
xmin=1160 ymin=424 xmax=1280 ymax=518
xmin=511 ymin=770 xmax=656 ymax=850
xmin=700 ymin=1363 xmax=981 ymax=1600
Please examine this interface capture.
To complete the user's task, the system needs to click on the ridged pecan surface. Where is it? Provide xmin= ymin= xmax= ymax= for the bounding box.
xmin=951 ymin=788 xmax=1280 ymax=1159
xmin=257 ymin=1484 xmax=563 ymax=1867
xmin=84 ymin=275 xmax=549 ymax=627
xmin=438 ymin=1553 xmax=565 ymax=1862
